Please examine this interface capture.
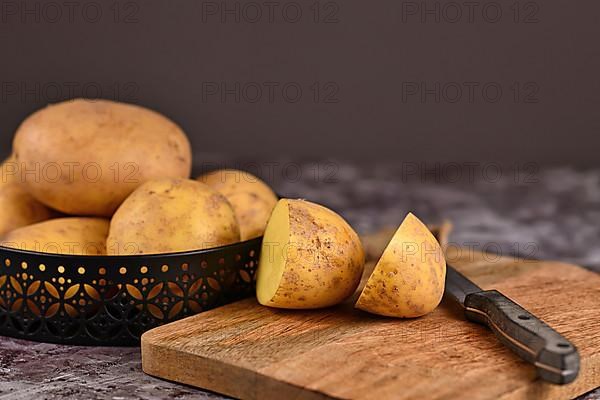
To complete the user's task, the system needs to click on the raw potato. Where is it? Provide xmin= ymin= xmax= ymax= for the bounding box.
xmin=362 ymin=221 xmax=452 ymax=262
xmin=355 ymin=213 xmax=446 ymax=318
xmin=0 ymin=183 xmax=56 ymax=237
xmin=0 ymin=154 xmax=19 ymax=187
xmin=1 ymin=217 xmax=109 ymax=255
xmin=197 ymin=169 xmax=277 ymax=240
xmin=13 ymin=99 xmax=192 ymax=216
xmin=256 ymin=199 xmax=365 ymax=309
xmin=107 ymin=179 xmax=240 ymax=255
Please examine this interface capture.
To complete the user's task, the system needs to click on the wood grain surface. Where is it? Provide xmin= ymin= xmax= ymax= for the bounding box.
xmin=141 ymin=240 xmax=600 ymax=400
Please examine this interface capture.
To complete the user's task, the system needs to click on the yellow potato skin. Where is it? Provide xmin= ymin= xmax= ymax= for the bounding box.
xmin=197 ymin=169 xmax=277 ymax=240
xmin=1 ymin=217 xmax=109 ymax=255
xmin=107 ymin=179 xmax=240 ymax=255
xmin=13 ymin=99 xmax=192 ymax=216
xmin=355 ymin=213 xmax=446 ymax=318
xmin=0 ymin=155 xmax=19 ymax=187
xmin=0 ymin=183 xmax=56 ymax=237
xmin=258 ymin=199 xmax=365 ymax=309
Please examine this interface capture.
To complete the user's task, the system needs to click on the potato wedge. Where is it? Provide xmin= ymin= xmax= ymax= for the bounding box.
xmin=256 ymin=199 xmax=365 ymax=309
xmin=355 ymin=213 xmax=446 ymax=318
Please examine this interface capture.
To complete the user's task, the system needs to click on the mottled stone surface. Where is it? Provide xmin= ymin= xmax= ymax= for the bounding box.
xmin=1 ymin=162 xmax=598 ymax=399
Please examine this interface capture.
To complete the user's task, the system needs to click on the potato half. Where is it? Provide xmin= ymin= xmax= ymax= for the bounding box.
xmin=197 ymin=169 xmax=278 ymax=241
xmin=256 ymin=199 xmax=365 ymax=309
xmin=13 ymin=99 xmax=192 ymax=216
xmin=1 ymin=217 xmax=109 ymax=255
xmin=355 ymin=213 xmax=446 ymax=318
xmin=107 ymin=179 xmax=240 ymax=255
xmin=0 ymin=183 xmax=57 ymax=237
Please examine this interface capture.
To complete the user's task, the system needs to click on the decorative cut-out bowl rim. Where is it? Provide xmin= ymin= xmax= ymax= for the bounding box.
xmin=0 ymin=236 xmax=263 ymax=346
xmin=0 ymin=236 xmax=262 ymax=260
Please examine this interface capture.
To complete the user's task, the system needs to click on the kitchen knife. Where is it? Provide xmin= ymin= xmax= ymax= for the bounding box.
xmin=444 ymin=265 xmax=580 ymax=384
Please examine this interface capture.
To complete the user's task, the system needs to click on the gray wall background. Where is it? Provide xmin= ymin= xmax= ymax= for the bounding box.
xmin=0 ymin=0 xmax=599 ymax=166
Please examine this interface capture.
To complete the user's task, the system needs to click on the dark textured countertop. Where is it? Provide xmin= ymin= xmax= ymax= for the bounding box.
xmin=1 ymin=162 xmax=599 ymax=399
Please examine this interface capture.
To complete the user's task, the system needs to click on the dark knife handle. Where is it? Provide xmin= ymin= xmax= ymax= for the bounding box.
xmin=464 ymin=290 xmax=579 ymax=384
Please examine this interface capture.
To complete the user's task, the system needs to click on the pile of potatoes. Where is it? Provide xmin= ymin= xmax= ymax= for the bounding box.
xmin=0 ymin=98 xmax=446 ymax=319
xmin=0 ymin=99 xmax=277 ymax=256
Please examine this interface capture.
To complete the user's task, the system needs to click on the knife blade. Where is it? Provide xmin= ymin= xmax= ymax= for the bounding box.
xmin=444 ymin=264 xmax=580 ymax=384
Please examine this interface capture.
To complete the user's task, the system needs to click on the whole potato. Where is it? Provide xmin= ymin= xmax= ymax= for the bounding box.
xmin=0 ymin=183 xmax=57 ymax=237
xmin=1 ymin=217 xmax=109 ymax=255
xmin=355 ymin=213 xmax=446 ymax=318
xmin=13 ymin=99 xmax=192 ymax=216
xmin=0 ymin=154 xmax=19 ymax=187
xmin=256 ymin=199 xmax=365 ymax=309
xmin=107 ymin=179 xmax=240 ymax=255
xmin=197 ymin=169 xmax=277 ymax=241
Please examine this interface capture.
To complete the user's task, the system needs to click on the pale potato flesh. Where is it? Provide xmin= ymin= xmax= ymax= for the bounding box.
xmin=1 ymin=217 xmax=109 ymax=255
xmin=256 ymin=199 xmax=290 ymax=304
xmin=197 ymin=169 xmax=278 ymax=241
xmin=355 ymin=213 xmax=446 ymax=318
xmin=0 ymin=183 xmax=56 ymax=237
xmin=107 ymin=179 xmax=240 ymax=255
xmin=13 ymin=99 xmax=192 ymax=216
xmin=256 ymin=199 xmax=365 ymax=309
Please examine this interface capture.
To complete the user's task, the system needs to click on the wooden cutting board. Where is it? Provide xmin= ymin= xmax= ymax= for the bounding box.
xmin=141 ymin=239 xmax=600 ymax=400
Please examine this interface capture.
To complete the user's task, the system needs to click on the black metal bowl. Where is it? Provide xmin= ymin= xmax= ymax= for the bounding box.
xmin=0 ymin=237 xmax=261 ymax=346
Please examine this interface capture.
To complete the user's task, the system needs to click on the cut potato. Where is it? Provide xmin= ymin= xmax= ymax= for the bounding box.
xmin=362 ymin=221 xmax=452 ymax=262
xmin=0 ymin=183 xmax=57 ymax=237
xmin=107 ymin=179 xmax=240 ymax=255
xmin=355 ymin=213 xmax=446 ymax=318
xmin=256 ymin=199 xmax=365 ymax=309
xmin=1 ymin=217 xmax=109 ymax=255
xmin=197 ymin=169 xmax=278 ymax=241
